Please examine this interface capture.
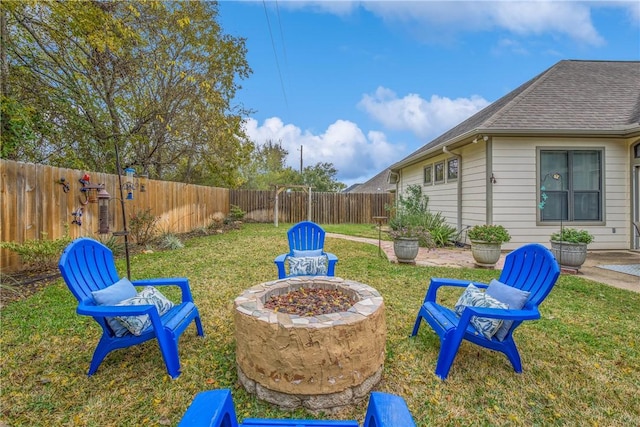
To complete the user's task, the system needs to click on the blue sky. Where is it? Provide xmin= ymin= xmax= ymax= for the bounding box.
xmin=218 ymin=1 xmax=640 ymax=187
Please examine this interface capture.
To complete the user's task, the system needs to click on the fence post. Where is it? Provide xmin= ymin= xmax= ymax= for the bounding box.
xmin=308 ymin=186 xmax=312 ymax=222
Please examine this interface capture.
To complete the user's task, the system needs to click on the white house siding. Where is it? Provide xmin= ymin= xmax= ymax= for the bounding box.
xmin=397 ymin=154 xmax=460 ymax=230
xmin=492 ymin=137 xmax=630 ymax=250
xmin=459 ymin=143 xmax=486 ymax=231
xmin=396 ymin=137 xmax=632 ymax=250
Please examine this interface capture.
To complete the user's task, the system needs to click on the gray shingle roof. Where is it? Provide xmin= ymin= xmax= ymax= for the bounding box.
xmin=346 ymin=168 xmax=394 ymax=193
xmin=391 ymin=60 xmax=640 ymax=169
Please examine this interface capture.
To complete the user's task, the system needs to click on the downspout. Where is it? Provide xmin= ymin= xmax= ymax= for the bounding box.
xmin=486 ymin=138 xmax=493 ymax=225
xmin=387 ymin=170 xmax=401 ymax=213
xmin=443 ymin=146 xmax=463 ymax=232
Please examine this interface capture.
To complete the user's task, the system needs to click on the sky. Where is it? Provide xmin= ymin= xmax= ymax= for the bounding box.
xmin=218 ymin=1 xmax=640 ymax=187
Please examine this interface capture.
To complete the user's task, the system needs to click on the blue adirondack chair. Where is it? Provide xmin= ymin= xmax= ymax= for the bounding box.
xmin=178 ymin=389 xmax=416 ymax=427
xmin=411 ymin=243 xmax=560 ymax=380
xmin=58 ymin=237 xmax=204 ymax=379
xmin=274 ymin=221 xmax=338 ymax=279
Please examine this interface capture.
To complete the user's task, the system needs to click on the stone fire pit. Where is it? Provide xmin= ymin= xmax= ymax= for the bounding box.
xmin=234 ymin=276 xmax=386 ymax=412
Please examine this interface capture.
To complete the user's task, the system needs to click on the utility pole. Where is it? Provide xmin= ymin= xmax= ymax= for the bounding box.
xmin=299 ymin=145 xmax=303 ymax=173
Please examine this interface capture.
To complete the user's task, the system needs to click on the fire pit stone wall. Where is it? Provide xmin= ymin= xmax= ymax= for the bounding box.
xmin=234 ymin=276 xmax=386 ymax=412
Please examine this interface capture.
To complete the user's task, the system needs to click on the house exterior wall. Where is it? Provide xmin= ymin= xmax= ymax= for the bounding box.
xmin=396 ymin=136 xmax=633 ymax=251
xmin=395 ymin=144 xmax=488 ymax=241
xmin=397 ymin=152 xmax=464 ymax=231
xmin=491 ymin=136 xmax=631 ymax=250
xmin=459 ymin=143 xmax=487 ymax=229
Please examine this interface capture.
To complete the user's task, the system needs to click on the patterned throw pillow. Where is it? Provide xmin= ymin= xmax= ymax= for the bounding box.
xmin=115 ymin=287 xmax=175 ymax=336
xmin=288 ymin=256 xmax=328 ymax=276
xmin=486 ymin=279 xmax=531 ymax=341
xmin=454 ymin=284 xmax=508 ymax=339
xmin=91 ymin=277 xmax=138 ymax=337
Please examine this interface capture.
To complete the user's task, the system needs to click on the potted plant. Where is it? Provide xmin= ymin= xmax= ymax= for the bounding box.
xmin=468 ymin=224 xmax=511 ymax=268
xmin=388 ymin=225 xmax=434 ymax=264
xmin=549 ymin=227 xmax=594 ymax=270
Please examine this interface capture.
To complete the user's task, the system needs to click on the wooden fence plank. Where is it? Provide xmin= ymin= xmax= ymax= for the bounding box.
xmin=1 ymin=159 xmax=393 ymax=271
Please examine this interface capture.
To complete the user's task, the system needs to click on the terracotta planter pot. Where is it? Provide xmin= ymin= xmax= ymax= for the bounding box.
xmin=550 ymin=240 xmax=588 ymax=269
xmin=393 ymin=237 xmax=419 ymax=263
xmin=470 ymin=240 xmax=502 ymax=268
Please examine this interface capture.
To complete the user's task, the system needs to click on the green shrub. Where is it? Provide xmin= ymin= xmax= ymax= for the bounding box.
xmin=468 ymin=224 xmax=511 ymax=244
xmin=386 ymin=185 xmax=456 ymax=247
xmin=129 ymin=208 xmax=159 ymax=245
xmin=0 ymin=231 xmax=71 ymax=270
xmin=96 ymin=234 xmax=125 ymax=256
xmin=551 ymin=227 xmax=594 ymax=244
xmin=428 ymin=222 xmax=458 ymax=247
xmin=156 ymin=233 xmax=184 ymax=250
xmin=227 ymin=204 xmax=246 ymax=221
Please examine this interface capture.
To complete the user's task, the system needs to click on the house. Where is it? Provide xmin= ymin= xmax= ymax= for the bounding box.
xmin=388 ymin=60 xmax=640 ymax=251
xmin=345 ymin=168 xmax=396 ymax=193
xmin=342 ymin=182 xmax=364 ymax=193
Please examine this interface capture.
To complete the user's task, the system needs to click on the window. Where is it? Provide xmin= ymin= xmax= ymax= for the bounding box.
xmin=434 ymin=161 xmax=445 ymax=184
xmin=539 ymin=149 xmax=602 ymax=222
xmin=423 ymin=165 xmax=433 ymax=185
xmin=447 ymin=158 xmax=458 ymax=181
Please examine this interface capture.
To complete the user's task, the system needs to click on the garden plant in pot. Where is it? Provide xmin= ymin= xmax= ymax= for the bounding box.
xmin=468 ymin=224 xmax=511 ymax=268
xmin=386 ymin=185 xmax=438 ymax=263
xmin=549 ymin=227 xmax=594 ymax=270
xmin=389 ymin=225 xmax=434 ymax=263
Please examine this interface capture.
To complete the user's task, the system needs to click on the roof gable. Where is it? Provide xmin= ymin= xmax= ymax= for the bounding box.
xmin=392 ymin=60 xmax=640 ymax=169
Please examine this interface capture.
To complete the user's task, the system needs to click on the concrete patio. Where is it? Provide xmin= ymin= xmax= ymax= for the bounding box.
xmin=328 ymin=233 xmax=640 ymax=294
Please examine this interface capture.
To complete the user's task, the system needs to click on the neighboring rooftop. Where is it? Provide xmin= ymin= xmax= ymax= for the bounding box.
xmin=345 ymin=168 xmax=395 ymax=193
xmin=342 ymin=183 xmax=363 ymax=193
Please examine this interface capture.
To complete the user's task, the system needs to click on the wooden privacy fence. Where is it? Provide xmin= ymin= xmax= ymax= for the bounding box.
xmin=1 ymin=159 xmax=394 ymax=271
xmin=230 ymin=189 xmax=394 ymax=224
xmin=1 ymin=160 xmax=229 ymax=271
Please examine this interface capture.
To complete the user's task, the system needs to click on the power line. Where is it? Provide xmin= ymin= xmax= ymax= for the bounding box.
xmin=262 ymin=0 xmax=288 ymax=110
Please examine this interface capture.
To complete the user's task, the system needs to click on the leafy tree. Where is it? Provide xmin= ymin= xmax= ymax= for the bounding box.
xmin=1 ymin=1 xmax=252 ymax=186
xmin=240 ymin=140 xmax=300 ymax=189
xmin=302 ymin=162 xmax=346 ymax=192
xmin=239 ymin=140 xmax=346 ymax=192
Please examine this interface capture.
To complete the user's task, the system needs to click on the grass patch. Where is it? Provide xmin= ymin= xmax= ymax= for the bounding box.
xmin=1 ymin=223 xmax=639 ymax=426
xmin=323 ymin=223 xmax=389 ymax=240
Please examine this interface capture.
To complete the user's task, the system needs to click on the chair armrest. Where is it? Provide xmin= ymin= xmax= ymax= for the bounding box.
xmin=462 ymin=306 xmax=541 ymax=321
xmin=274 ymin=254 xmax=289 ymax=279
xmin=77 ymin=301 xmax=157 ymax=318
xmin=132 ymin=277 xmax=194 ymax=303
xmin=425 ymin=278 xmax=488 ymax=302
xmin=274 ymin=254 xmax=288 ymax=263
xmin=363 ymin=392 xmax=416 ymax=427
xmin=325 ymin=252 xmax=338 ymax=276
xmin=178 ymin=389 xmax=239 ymax=427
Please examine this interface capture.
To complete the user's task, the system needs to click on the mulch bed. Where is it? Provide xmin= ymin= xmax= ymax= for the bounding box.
xmin=264 ymin=288 xmax=355 ymax=317
xmin=1 ymin=268 xmax=62 ymax=309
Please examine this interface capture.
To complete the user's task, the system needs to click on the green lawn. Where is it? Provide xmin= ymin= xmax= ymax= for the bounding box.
xmin=1 ymin=223 xmax=638 ymax=426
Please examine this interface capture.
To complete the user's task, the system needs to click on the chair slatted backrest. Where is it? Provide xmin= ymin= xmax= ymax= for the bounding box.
xmin=498 ymin=243 xmax=560 ymax=307
xmin=59 ymin=238 xmax=120 ymax=304
xmin=287 ymin=221 xmax=326 ymax=253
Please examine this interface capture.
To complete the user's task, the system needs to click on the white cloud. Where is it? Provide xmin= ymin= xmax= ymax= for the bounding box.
xmin=242 ymin=117 xmax=399 ymax=184
xmin=358 ymin=87 xmax=490 ymax=139
xmin=490 ymin=2 xmax=604 ymax=46
xmin=268 ymin=0 xmax=358 ymax=16
xmin=360 ymin=1 xmax=606 ymax=46
xmin=625 ymin=2 xmax=640 ymax=23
